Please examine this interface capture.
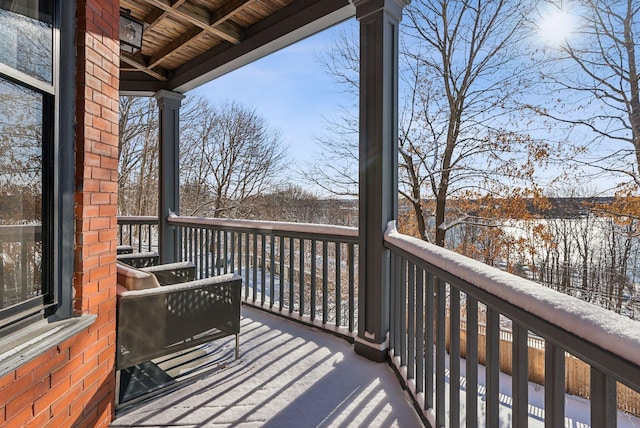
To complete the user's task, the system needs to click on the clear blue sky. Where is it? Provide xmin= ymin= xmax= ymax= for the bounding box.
xmin=193 ymin=20 xmax=357 ymax=172
xmin=190 ymin=9 xmax=624 ymax=197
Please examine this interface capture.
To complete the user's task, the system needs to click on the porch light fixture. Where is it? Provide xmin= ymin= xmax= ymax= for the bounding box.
xmin=119 ymin=8 xmax=144 ymax=54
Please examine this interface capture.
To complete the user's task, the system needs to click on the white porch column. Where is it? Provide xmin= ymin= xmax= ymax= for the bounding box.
xmin=155 ymin=90 xmax=185 ymax=264
xmin=354 ymin=0 xmax=409 ymax=362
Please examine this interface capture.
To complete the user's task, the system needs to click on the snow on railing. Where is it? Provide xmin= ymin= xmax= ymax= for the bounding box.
xmin=384 ymin=221 xmax=640 ymax=427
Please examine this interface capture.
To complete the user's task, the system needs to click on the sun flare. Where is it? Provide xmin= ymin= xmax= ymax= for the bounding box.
xmin=536 ymin=6 xmax=577 ymax=46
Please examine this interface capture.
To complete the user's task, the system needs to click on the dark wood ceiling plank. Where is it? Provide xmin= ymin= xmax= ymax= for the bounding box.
xmin=148 ymin=26 xmax=204 ymax=68
xmin=143 ymin=8 xmax=168 ymax=32
xmin=210 ymin=0 xmax=253 ymax=26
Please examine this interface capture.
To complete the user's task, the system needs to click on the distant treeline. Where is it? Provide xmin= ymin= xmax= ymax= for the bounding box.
xmin=529 ymin=197 xmax=615 ymax=218
xmin=399 ymin=197 xmax=617 ymax=220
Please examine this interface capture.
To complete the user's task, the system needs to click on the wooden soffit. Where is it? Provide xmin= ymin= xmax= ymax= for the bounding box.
xmin=119 ymin=0 xmax=355 ymax=94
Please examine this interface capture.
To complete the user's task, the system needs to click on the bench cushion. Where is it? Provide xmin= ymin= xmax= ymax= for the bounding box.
xmin=117 ymin=261 xmax=161 ymax=291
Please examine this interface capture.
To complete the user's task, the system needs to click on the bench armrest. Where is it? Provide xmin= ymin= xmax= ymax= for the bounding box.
xmin=140 ymin=261 xmax=196 ymax=284
xmin=117 ymin=251 xmax=159 ymax=268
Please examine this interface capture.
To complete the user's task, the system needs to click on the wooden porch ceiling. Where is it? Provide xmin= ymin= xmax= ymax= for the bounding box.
xmin=119 ymin=0 xmax=354 ymax=94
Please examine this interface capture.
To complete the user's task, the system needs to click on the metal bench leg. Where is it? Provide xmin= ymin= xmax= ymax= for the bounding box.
xmin=115 ymin=370 xmax=121 ymax=407
xmin=235 ymin=334 xmax=239 ymax=359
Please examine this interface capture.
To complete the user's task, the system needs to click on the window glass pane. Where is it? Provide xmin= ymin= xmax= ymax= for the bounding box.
xmin=0 ymin=0 xmax=53 ymax=83
xmin=0 ymin=76 xmax=43 ymax=309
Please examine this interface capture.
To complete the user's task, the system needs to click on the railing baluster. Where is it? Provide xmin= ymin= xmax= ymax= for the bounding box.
xmin=177 ymin=225 xmax=183 ymax=261
xmin=399 ymin=257 xmax=407 ymax=366
xmin=425 ymin=272 xmax=435 ymax=412
xmin=270 ymin=235 xmax=275 ymax=309
xmin=435 ymin=277 xmax=446 ymax=426
xmin=252 ymin=233 xmax=258 ymax=303
xmin=230 ymin=231 xmax=236 ymax=273
xmin=407 ymin=261 xmax=415 ymax=381
xmin=466 ymin=296 xmax=479 ymax=427
xmin=147 ymin=224 xmax=152 ymax=251
xmin=279 ymin=236 xmax=285 ymax=311
xmin=348 ymin=243 xmax=355 ymax=333
xmin=415 ymin=267 xmax=424 ymax=395
xmin=223 ymin=230 xmax=229 ymax=274
xmin=486 ymin=307 xmax=500 ymax=427
xmin=300 ymin=238 xmax=305 ymax=317
xmin=450 ymin=287 xmax=460 ymax=428
xmin=322 ymin=240 xmax=328 ymax=324
xmin=189 ymin=227 xmax=194 ymax=262
xmin=245 ymin=233 xmax=250 ymax=301
xmin=289 ymin=237 xmax=294 ymax=313
xmin=261 ymin=234 xmax=266 ymax=306
xmin=311 ymin=240 xmax=317 ymax=321
xmin=183 ymin=227 xmax=188 ymax=261
xmin=590 ymin=367 xmax=617 ymax=427
xmin=513 ymin=322 xmax=529 ymax=427
xmin=390 ymin=252 xmax=398 ymax=357
xmin=204 ymin=229 xmax=210 ymax=278
xmin=335 ymin=242 xmax=341 ymax=327
xmin=198 ymin=228 xmax=204 ymax=279
xmin=215 ymin=229 xmax=221 ymax=276
xmin=544 ymin=340 xmax=565 ymax=428
xmin=237 ymin=232 xmax=242 ymax=279
xmin=175 ymin=224 xmax=180 ymax=259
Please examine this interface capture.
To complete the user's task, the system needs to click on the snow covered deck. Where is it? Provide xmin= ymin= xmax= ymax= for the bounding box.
xmin=111 ymin=304 xmax=640 ymax=427
xmin=111 ymin=306 xmax=423 ymax=427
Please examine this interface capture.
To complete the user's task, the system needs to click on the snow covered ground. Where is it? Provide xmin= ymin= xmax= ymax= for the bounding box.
xmin=432 ymin=358 xmax=640 ymax=427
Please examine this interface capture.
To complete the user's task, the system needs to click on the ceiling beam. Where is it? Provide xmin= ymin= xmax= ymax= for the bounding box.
xmin=148 ymin=27 xmax=204 ymax=69
xmin=210 ymin=0 xmax=253 ymax=26
xmin=144 ymin=0 xmax=253 ymax=69
xmin=143 ymin=7 xmax=168 ymax=32
xmin=167 ymin=0 xmax=354 ymax=92
xmin=143 ymin=0 xmax=243 ymax=44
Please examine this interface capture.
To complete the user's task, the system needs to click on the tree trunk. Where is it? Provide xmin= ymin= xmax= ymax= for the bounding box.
xmin=434 ymin=187 xmax=447 ymax=247
xmin=623 ymin=0 xmax=640 ymax=182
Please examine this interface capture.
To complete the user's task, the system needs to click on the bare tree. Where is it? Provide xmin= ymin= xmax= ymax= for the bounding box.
xmin=180 ymin=101 xmax=286 ymax=218
xmin=118 ymin=96 xmax=159 ymax=215
xmin=119 ymin=96 xmax=286 ymax=218
xmin=307 ymin=2 xmax=560 ymax=246
xmin=401 ymin=0 xmax=557 ymax=246
xmin=532 ymin=0 xmax=640 ymax=188
xmin=302 ymin=27 xmax=360 ymax=198
xmin=302 ymin=109 xmax=360 ymax=197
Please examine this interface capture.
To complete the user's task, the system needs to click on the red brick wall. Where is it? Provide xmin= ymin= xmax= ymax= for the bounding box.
xmin=0 ymin=1 xmax=120 ymax=427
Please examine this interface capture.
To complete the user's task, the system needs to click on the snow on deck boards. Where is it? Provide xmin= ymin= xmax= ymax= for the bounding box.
xmin=111 ymin=306 xmax=422 ymax=427
xmin=111 ymin=305 xmax=640 ymax=427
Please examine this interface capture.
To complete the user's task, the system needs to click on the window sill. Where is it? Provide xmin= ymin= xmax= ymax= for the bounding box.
xmin=0 ymin=314 xmax=97 ymax=379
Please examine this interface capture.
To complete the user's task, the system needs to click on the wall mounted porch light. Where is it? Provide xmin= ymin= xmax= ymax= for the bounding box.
xmin=119 ymin=8 xmax=144 ymax=54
